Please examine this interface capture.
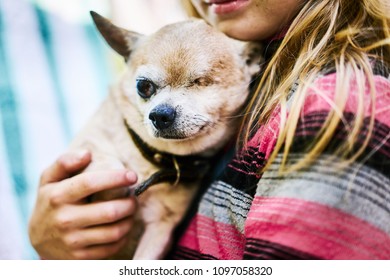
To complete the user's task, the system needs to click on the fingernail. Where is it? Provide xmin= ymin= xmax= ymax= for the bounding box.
xmin=75 ymin=149 xmax=89 ymax=160
xmin=126 ymin=171 xmax=137 ymax=183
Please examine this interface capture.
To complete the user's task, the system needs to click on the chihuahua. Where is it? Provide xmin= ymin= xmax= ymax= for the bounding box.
xmin=68 ymin=11 xmax=262 ymax=259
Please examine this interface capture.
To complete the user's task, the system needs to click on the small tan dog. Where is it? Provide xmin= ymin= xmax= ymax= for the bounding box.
xmin=68 ymin=11 xmax=262 ymax=259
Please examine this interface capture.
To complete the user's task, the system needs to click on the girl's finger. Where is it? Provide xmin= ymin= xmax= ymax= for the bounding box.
xmin=65 ymin=217 xmax=134 ymax=249
xmin=40 ymin=150 xmax=91 ymax=185
xmin=72 ymin=235 xmax=129 ymax=260
xmin=54 ymin=170 xmax=137 ymax=204
xmin=55 ymin=197 xmax=137 ymax=229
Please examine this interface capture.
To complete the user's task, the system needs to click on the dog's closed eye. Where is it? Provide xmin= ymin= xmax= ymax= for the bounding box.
xmin=188 ymin=76 xmax=214 ymax=88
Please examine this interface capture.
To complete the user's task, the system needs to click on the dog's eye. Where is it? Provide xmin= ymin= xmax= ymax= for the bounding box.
xmin=136 ymin=79 xmax=156 ymax=99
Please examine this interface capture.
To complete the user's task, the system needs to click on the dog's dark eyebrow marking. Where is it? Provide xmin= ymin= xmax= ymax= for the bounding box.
xmin=161 ymin=46 xmax=195 ymax=87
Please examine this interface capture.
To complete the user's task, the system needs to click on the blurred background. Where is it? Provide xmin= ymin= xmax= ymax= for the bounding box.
xmin=0 ymin=0 xmax=186 ymax=259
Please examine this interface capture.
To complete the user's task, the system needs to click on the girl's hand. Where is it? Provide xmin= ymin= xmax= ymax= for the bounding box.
xmin=28 ymin=150 xmax=138 ymax=259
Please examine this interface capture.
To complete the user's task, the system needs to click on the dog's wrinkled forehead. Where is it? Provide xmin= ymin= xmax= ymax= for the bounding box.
xmin=131 ymin=20 xmax=241 ymax=88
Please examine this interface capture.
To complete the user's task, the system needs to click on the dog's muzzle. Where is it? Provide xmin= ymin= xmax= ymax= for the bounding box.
xmin=149 ymin=104 xmax=176 ymax=130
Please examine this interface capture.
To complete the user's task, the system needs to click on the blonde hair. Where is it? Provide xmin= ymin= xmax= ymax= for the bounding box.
xmin=181 ymin=0 xmax=390 ymax=173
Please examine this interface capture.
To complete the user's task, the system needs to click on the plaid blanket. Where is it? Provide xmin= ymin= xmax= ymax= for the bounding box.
xmin=169 ymin=58 xmax=390 ymax=260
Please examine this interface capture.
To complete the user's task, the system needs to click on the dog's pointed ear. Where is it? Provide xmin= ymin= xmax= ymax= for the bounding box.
xmin=90 ymin=11 xmax=142 ymax=60
xmin=241 ymin=42 xmax=264 ymax=77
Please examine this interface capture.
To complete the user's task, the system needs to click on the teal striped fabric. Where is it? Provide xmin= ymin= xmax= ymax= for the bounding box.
xmin=0 ymin=0 xmax=113 ymax=259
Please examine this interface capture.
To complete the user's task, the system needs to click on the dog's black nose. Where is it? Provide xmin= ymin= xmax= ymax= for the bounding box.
xmin=149 ymin=105 xmax=176 ymax=130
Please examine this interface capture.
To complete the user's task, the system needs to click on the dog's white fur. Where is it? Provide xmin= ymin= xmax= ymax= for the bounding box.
xmin=68 ymin=13 xmax=262 ymax=259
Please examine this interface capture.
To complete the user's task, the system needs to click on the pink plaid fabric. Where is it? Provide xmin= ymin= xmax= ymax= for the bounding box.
xmin=168 ymin=63 xmax=390 ymax=260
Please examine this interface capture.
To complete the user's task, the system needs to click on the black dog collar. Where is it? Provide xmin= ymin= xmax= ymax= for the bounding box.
xmin=124 ymin=121 xmax=212 ymax=196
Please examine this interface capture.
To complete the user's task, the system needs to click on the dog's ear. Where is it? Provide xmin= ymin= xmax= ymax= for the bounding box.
xmin=90 ymin=11 xmax=142 ymax=61
xmin=241 ymin=42 xmax=264 ymax=77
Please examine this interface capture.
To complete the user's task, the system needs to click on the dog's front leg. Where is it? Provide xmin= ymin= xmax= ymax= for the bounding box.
xmin=132 ymin=221 xmax=175 ymax=260
xmin=132 ymin=182 xmax=199 ymax=259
